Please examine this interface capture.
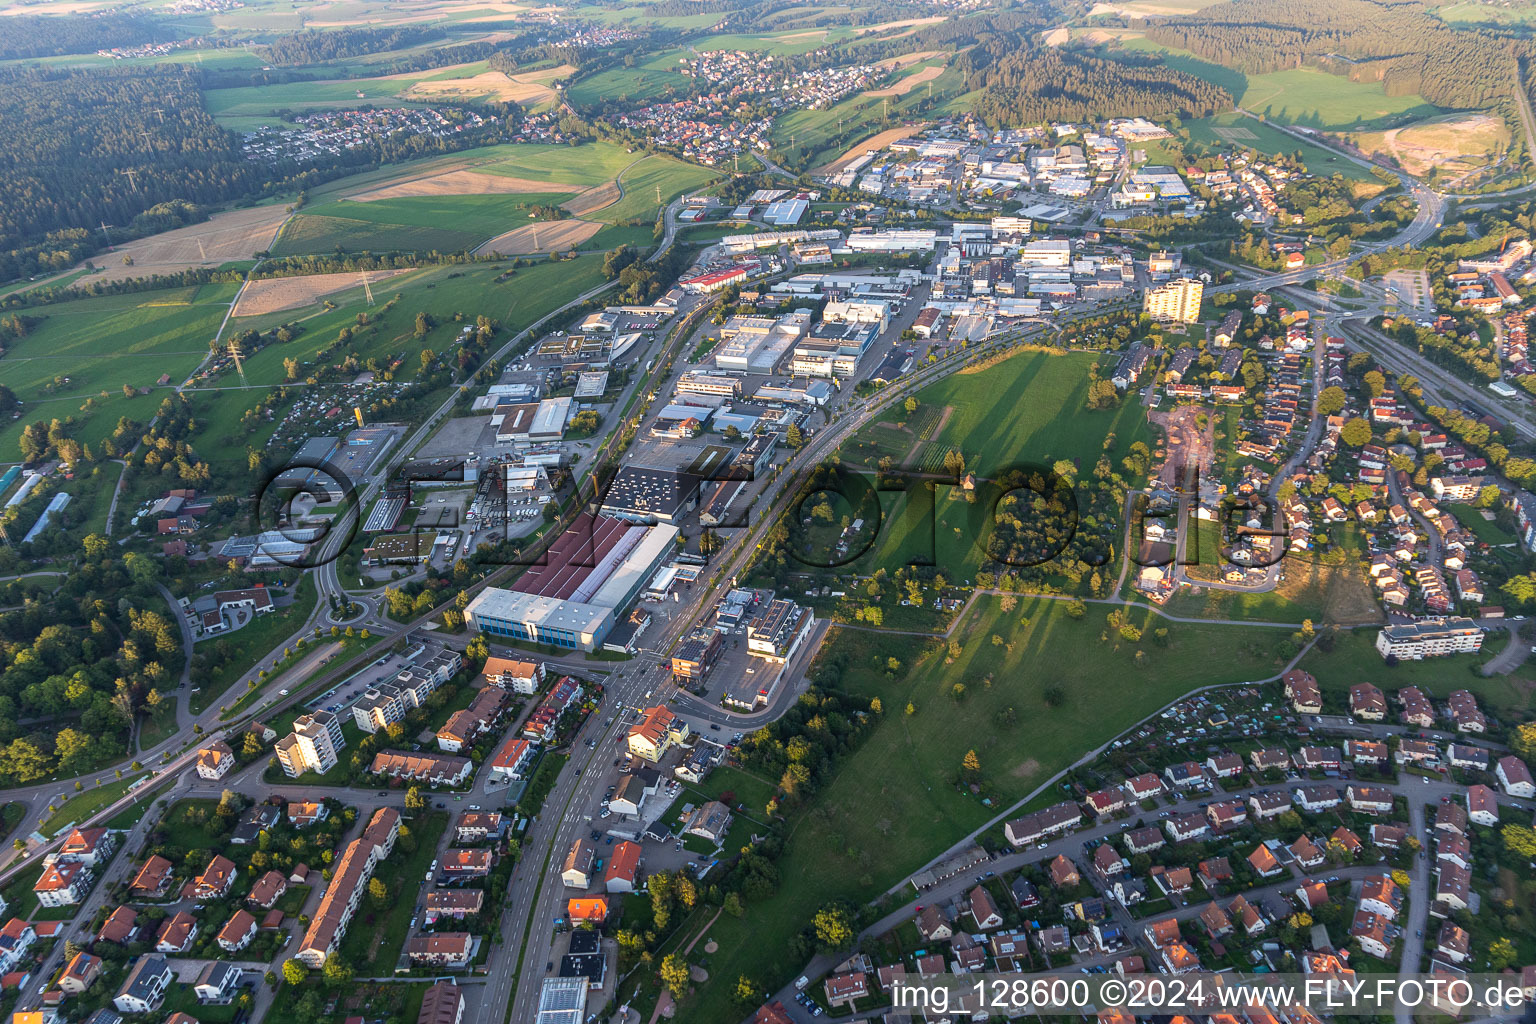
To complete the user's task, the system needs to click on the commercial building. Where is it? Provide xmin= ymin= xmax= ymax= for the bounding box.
xmin=746 ymin=599 xmax=814 ymax=663
xmin=628 ymin=705 xmax=691 ymax=763
xmin=1143 ymin=278 xmax=1204 ymax=324
xmin=599 ymin=468 xmax=700 ymax=524
xmin=535 ymin=977 xmax=588 ymax=1024
xmin=1375 ymin=618 xmax=1483 ymax=660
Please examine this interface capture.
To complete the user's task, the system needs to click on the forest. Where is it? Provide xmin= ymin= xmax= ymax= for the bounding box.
xmin=258 ymin=26 xmax=446 ymax=66
xmin=0 ymin=13 xmax=165 ymax=60
xmin=0 ymin=66 xmax=261 ymax=279
xmin=1140 ymin=0 xmax=1516 ymax=111
xmin=0 ymin=542 xmax=183 ymax=784
xmin=962 ymin=41 xmax=1232 ymax=125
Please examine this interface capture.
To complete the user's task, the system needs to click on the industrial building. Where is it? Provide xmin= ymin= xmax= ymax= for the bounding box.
xmin=465 ymin=514 xmax=678 ymax=651
xmin=599 ymin=466 xmax=700 ymax=524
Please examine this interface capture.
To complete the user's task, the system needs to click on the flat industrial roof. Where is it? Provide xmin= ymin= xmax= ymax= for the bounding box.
xmin=511 ymin=514 xmax=641 ymax=601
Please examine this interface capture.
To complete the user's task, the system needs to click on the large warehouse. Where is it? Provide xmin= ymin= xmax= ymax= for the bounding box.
xmin=464 ymin=513 xmax=678 ymax=651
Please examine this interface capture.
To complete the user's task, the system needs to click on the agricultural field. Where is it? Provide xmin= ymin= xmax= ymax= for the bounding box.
xmin=683 ymin=598 xmax=1294 ymax=1022
xmin=81 ymin=204 xmax=288 ymax=285
xmin=0 ymin=282 xmax=240 ymax=461
xmin=843 ymin=348 xmax=1151 ymax=479
xmin=270 ymin=193 xmax=578 ymax=255
xmin=1237 ymin=67 xmax=1438 ymax=130
xmin=1434 ymin=0 xmax=1536 ymax=24
xmin=772 ymin=62 xmax=969 ymax=168
xmin=565 ymin=49 xmax=688 ymax=107
xmin=262 ymin=140 xmax=694 ymax=255
xmin=1351 ymin=112 xmax=1513 ymax=180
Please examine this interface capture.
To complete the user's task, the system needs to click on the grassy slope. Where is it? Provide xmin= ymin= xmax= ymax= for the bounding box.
xmin=187 ymin=258 xmax=605 ymax=478
xmin=0 ymin=283 xmax=239 ymax=460
xmin=845 ymin=349 xmax=1151 ymax=479
xmin=681 ymin=598 xmax=1291 ymax=1022
xmin=271 ymin=193 xmax=581 ymax=255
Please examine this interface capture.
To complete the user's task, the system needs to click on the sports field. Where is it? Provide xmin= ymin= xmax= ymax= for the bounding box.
xmin=682 ymin=598 xmax=1292 ymax=1022
xmin=0 ymin=283 xmax=239 ymax=459
xmin=845 ymin=348 xmax=1152 ymax=478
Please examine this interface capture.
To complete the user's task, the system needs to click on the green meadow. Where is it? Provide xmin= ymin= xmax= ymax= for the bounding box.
xmin=0 ymin=283 xmax=240 ymax=460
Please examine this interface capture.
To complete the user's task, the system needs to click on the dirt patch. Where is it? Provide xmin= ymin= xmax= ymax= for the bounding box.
xmin=1012 ymin=758 xmax=1041 ymax=778
xmin=560 ymin=180 xmax=621 ymax=217
xmin=866 ymin=64 xmax=944 ymax=98
xmin=475 ymin=219 xmax=601 ymax=255
xmin=1353 ymin=112 xmax=1510 ymax=179
xmin=1041 ymin=27 xmax=1070 ymax=45
xmin=232 ymin=269 xmax=411 ymax=317
xmin=703 ymin=940 xmax=718 ymax=953
xmin=80 ymin=205 xmax=290 ymax=285
xmin=350 ymin=169 xmax=574 ymax=201
xmin=405 ymin=64 xmax=575 ymax=106
xmin=817 ymin=124 xmax=924 ymax=175
xmin=876 ymin=50 xmax=943 ymax=69
xmin=852 ymin=16 xmax=946 ymax=35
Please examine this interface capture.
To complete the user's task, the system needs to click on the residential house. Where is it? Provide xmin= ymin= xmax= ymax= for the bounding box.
xmin=406 ymin=933 xmax=473 ymax=968
xmin=35 ymin=861 xmax=92 ymax=907
xmin=113 ymin=957 xmax=172 ymax=1014
xmin=59 ymin=952 xmax=102 ymax=994
xmin=195 ymin=741 xmax=235 ymax=780
xmin=216 ymin=910 xmax=257 ymax=953
xmin=1468 ymin=784 xmax=1499 ymax=825
xmin=155 ymin=912 xmax=197 ymax=954
xmin=194 ymin=856 xmax=238 ymax=900
xmin=1498 ymin=755 xmax=1535 ymax=797
xmin=969 ymin=886 xmax=1003 ymax=930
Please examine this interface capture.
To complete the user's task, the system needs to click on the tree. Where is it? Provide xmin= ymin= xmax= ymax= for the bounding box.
xmin=734 ymin=975 xmax=763 ymax=1007
xmin=404 ymin=786 xmax=425 ymax=812
xmin=812 ymin=903 xmax=856 ymax=953
xmin=1317 ymin=385 xmax=1347 ymax=415
xmin=1340 ymin=417 xmax=1373 ymax=447
xmin=1501 ymin=824 xmax=1536 ymax=858
xmin=1362 ymin=370 xmax=1386 ymax=398
xmin=905 ymin=702 xmax=916 ymax=716
xmin=368 ymin=877 xmax=390 ymax=907
xmin=962 ymin=749 xmax=981 ymax=776
xmin=1513 ymin=722 xmax=1536 ymax=763
xmin=281 ymin=959 xmax=307 ymax=985
xmin=1489 ymin=936 xmax=1518 ymax=970
xmin=659 ymin=953 xmax=691 ymax=997
xmin=322 ymin=952 xmax=352 ymax=987
xmin=904 ymin=396 xmax=918 ymax=415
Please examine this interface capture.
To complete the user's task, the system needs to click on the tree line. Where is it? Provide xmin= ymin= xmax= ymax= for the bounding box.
xmin=257 ymin=26 xmax=446 ymax=66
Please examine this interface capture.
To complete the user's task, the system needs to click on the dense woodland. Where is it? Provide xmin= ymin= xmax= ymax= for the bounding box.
xmin=964 ymin=40 xmax=1231 ymax=125
xmin=0 ymin=13 xmax=165 ymax=60
xmin=0 ymin=543 xmax=182 ymax=784
xmin=0 ymin=67 xmax=261 ymax=280
xmin=257 ymin=26 xmax=446 ymax=66
xmin=1141 ymin=0 xmax=1516 ymax=111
